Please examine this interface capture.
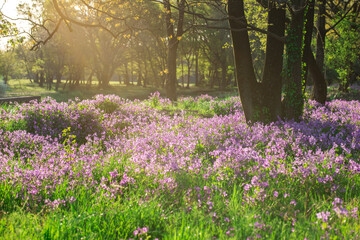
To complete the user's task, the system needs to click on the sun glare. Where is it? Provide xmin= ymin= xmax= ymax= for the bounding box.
xmin=0 ymin=0 xmax=32 ymax=48
xmin=1 ymin=0 xmax=32 ymax=29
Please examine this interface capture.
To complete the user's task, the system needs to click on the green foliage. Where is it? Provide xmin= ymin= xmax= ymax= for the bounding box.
xmin=245 ymin=0 xmax=267 ymax=81
xmin=0 ymin=105 xmax=27 ymax=132
xmin=211 ymin=99 xmax=240 ymax=116
xmin=326 ymin=15 xmax=360 ymax=91
xmin=96 ymin=99 xmax=119 ymax=114
xmin=0 ymin=118 xmax=27 ymax=132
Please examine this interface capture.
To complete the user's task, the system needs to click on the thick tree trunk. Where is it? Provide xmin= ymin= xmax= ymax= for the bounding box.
xmin=101 ymin=75 xmax=110 ymax=88
xmin=261 ymin=5 xmax=285 ymax=122
xmin=124 ymin=62 xmax=130 ymax=86
xmin=163 ymin=0 xmax=185 ymax=100
xmin=301 ymin=0 xmax=327 ymax=104
xmin=34 ymin=73 xmax=39 ymax=84
xmin=166 ymin=42 xmax=178 ymax=101
xmin=302 ymin=0 xmax=315 ymax=87
xmin=308 ymin=52 xmax=327 ymax=103
xmin=100 ymin=66 xmax=112 ymax=89
xmin=39 ymin=72 xmax=45 ymax=87
xmin=316 ymin=0 xmax=326 ymax=74
xmin=283 ymin=3 xmax=305 ymax=121
xmin=228 ymin=0 xmax=259 ymax=122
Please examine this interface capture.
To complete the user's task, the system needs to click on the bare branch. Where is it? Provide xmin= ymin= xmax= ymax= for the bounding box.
xmin=52 ymin=0 xmax=117 ymax=38
xmin=326 ymin=2 xmax=356 ymax=33
xmin=30 ymin=18 xmax=63 ymax=50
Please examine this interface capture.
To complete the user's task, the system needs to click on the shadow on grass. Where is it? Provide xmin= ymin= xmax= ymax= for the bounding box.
xmin=5 ymin=79 xmax=238 ymax=102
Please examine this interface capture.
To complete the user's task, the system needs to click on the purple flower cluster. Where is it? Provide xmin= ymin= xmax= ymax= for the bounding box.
xmin=20 ymin=97 xmax=104 ymax=144
xmin=0 ymin=93 xmax=359 ymax=224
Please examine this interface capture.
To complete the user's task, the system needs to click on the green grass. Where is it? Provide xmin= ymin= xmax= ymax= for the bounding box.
xmin=1 ymin=148 xmax=359 ymax=239
xmin=3 ymin=78 xmax=238 ymax=102
xmin=2 ymin=173 xmax=359 ymax=239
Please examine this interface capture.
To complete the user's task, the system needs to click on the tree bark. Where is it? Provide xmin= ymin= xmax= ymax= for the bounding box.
xmin=181 ymin=57 xmax=185 ymax=88
xmin=316 ymin=0 xmax=326 ymax=74
xmin=187 ymin=58 xmax=191 ymax=89
xmin=166 ymin=42 xmax=179 ymax=100
xmin=261 ymin=5 xmax=285 ymax=122
xmin=39 ymin=72 xmax=45 ymax=88
xmin=302 ymin=0 xmax=327 ymax=104
xmin=143 ymin=58 xmax=148 ymax=88
xmin=164 ymin=0 xmax=185 ymax=101
xmin=137 ymin=59 xmax=142 ymax=86
xmin=283 ymin=2 xmax=306 ymax=121
xmin=124 ymin=62 xmax=130 ymax=86
xmin=195 ymin=53 xmax=199 ymax=86
xmin=228 ymin=0 xmax=259 ymax=122
xmin=308 ymin=52 xmax=327 ymax=103
xmin=302 ymin=0 xmax=315 ymax=86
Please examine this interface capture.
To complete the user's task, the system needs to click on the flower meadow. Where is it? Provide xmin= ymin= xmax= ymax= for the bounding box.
xmin=0 ymin=93 xmax=360 ymax=239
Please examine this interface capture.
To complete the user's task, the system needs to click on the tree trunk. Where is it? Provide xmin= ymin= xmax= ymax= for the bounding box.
xmin=195 ymin=53 xmax=199 ymax=86
xmin=165 ymin=41 xmax=179 ymax=101
xmin=34 ymin=73 xmax=39 ymax=84
xmin=181 ymin=57 xmax=185 ymax=88
xmin=124 ymin=62 xmax=130 ymax=86
xmin=283 ymin=3 xmax=305 ymax=121
xmin=302 ymin=0 xmax=315 ymax=87
xmin=209 ymin=69 xmax=215 ymax=89
xmin=163 ymin=0 xmax=184 ymax=101
xmin=220 ymin=62 xmax=227 ymax=90
xmin=39 ymin=72 xmax=45 ymax=87
xmin=261 ymin=5 xmax=286 ymax=122
xmin=87 ymin=70 xmax=94 ymax=87
xmin=100 ymin=65 xmax=111 ymax=89
xmin=137 ymin=60 xmax=142 ymax=86
xmin=143 ymin=59 xmax=148 ymax=88
xmin=55 ymin=73 xmax=62 ymax=91
xmin=302 ymin=0 xmax=327 ymax=104
xmin=131 ymin=58 xmax=134 ymax=85
xmin=316 ymin=0 xmax=326 ymax=74
xmin=187 ymin=58 xmax=191 ymax=88
xmin=102 ymin=74 xmax=111 ymax=88
xmin=228 ymin=0 xmax=259 ymax=122
xmin=309 ymin=52 xmax=327 ymax=103
xmin=46 ymin=74 xmax=53 ymax=90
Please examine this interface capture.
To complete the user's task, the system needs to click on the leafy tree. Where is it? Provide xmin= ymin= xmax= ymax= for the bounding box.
xmin=0 ymin=50 xmax=17 ymax=84
xmin=326 ymin=15 xmax=360 ymax=92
